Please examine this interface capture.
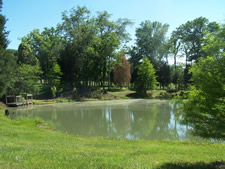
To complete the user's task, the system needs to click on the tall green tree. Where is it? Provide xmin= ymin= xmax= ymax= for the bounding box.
xmin=20 ymin=28 xmax=62 ymax=82
xmin=0 ymin=0 xmax=7 ymax=49
xmin=171 ymin=17 xmax=220 ymax=87
xmin=176 ymin=24 xmax=225 ymax=139
xmin=18 ymin=41 xmax=38 ymax=65
xmin=19 ymin=27 xmax=63 ymax=97
xmin=170 ymin=64 xmax=184 ymax=90
xmin=92 ymin=11 xmax=132 ymax=91
xmin=135 ymin=21 xmax=169 ymax=66
xmin=0 ymin=0 xmax=16 ymax=98
xmin=7 ymin=64 xmax=42 ymax=95
xmin=168 ymin=35 xmax=181 ymax=89
xmin=135 ymin=57 xmax=157 ymax=94
xmin=94 ymin=11 xmax=120 ymax=91
xmin=131 ymin=21 xmax=169 ymax=88
xmin=157 ymin=62 xmax=171 ymax=89
xmin=59 ymin=6 xmax=96 ymax=88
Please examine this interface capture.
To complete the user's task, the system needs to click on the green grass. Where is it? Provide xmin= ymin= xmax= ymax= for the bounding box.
xmin=0 ymin=110 xmax=224 ymax=169
xmin=31 ymin=89 xmax=179 ymax=105
xmin=32 ymin=98 xmax=72 ymax=105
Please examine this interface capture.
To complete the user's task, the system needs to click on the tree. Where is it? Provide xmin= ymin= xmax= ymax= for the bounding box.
xmin=0 ymin=0 xmax=8 ymax=49
xmin=130 ymin=21 xmax=169 ymax=88
xmin=113 ymin=54 xmax=131 ymax=88
xmin=157 ymin=62 xmax=171 ymax=89
xmin=168 ymin=35 xmax=181 ymax=89
xmin=135 ymin=21 xmax=169 ymax=66
xmin=0 ymin=0 xmax=16 ymax=98
xmin=170 ymin=64 xmax=184 ymax=90
xmin=18 ymin=41 xmax=38 ymax=65
xmin=7 ymin=63 xmax=42 ymax=95
xmin=176 ymin=24 xmax=225 ymax=139
xmin=47 ymin=63 xmax=63 ymax=97
xmin=135 ymin=57 xmax=157 ymax=94
xmin=59 ymin=6 xmax=97 ymax=88
xmin=19 ymin=27 xmax=63 ymax=97
xmin=20 ymin=28 xmax=62 ymax=82
xmin=171 ymin=17 xmax=220 ymax=88
xmin=94 ymin=11 xmax=132 ymax=91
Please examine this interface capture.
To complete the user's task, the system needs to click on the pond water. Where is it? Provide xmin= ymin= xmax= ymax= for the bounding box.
xmin=8 ymin=99 xmax=201 ymax=141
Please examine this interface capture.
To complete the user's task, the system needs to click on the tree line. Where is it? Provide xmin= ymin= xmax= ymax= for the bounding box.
xmin=0 ymin=3 xmax=222 ymax=98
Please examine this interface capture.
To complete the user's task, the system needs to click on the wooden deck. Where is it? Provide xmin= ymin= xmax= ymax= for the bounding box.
xmin=6 ymin=95 xmax=33 ymax=107
xmin=6 ymin=101 xmax=32 ymax=107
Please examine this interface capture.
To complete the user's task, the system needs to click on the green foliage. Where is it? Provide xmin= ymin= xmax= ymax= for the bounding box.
xmin=135 ymin=21 xmax=169 ymax=65
xmin=203 ymin=24 xmax=225 ymax=57
xmin=8 ymin=63 xmax=42 ymax=95
xmin=58 ymin=7 xmax=132 ymax=90
xmin=157 ymin=62 xmax=171 ymax=89
xmin=51 ymin=86 xmax=57 ymax=98
xmin=175 ymin=24 xmax=225 ymax=140
xmin=20 ymin=27 xmax=63 ymax=82
xmin=171 ymin=17 xmax=220 ymax=88
xmin=170 ymin=64 xmax=184 ymax=90
xmin=130 ymin=21 xmax=170 ymax=88
xmin=0 ymin=1 xmax=16 ymax=98
xmin=177 ymin=55 xmax=225 ymax=139
xmin=0 ymin=8 xmax=8 ymax=49
xmin=0 ymin=50 xmax=16 ymax=97
xmin=47 ymin=63 xmax=62 ymax=91
xmin=59 ymin=6 xmax=96 ymax=87
xmin=172 ymin=17 xmax=214 ymax=61
xmin=135 ymin=57 xmax=157 ymax=94
xmin=18 ymin=41 xmax=38 ymax=65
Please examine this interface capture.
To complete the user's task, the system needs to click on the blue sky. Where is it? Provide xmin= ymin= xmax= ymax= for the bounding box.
xmin=2 ymin=0 xmax=225 ymax=50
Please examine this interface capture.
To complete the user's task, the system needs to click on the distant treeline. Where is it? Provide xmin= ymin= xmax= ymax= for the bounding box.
xmin=0 ymin=3 xmax=223 ymax=98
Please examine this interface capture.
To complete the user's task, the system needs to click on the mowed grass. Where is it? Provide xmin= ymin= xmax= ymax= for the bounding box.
xmin=31 ymin=89 xmax=178 ymax=104
xmin=0 ymin=110 xmax=224 ymax=169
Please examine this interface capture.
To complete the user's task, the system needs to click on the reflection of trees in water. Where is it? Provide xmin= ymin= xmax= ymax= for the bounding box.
xmin=56 ymin=107 xmax=110 ymax=137
xmin=10 ymin=101 xmax=198 ymax=141
xmin=128 ymin=103 xmax=158 ymax=139
xmin=149 ymin=103 xmax=174 ymax=140
xmin=110 ymin=106 xmax=132 ymax=138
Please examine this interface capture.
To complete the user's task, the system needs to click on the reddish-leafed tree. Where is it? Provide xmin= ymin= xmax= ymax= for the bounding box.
xmin=113 ymin=54 xmax=131 ymax=88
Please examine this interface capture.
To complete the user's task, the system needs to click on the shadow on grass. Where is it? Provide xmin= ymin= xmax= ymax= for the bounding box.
xmin=126 ymin=93 xmax=152 ymax=99
xmin=155 ymin=161 xmax=225 ymax=169
xmin=107 ymin=89 xmax=123 ymax=92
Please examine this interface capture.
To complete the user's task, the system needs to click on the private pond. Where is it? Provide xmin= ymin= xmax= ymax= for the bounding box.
xmin=8 ymin=99 xmax=201 ymax=141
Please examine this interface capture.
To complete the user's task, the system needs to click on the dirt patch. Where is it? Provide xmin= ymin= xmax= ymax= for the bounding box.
xmin=0 ymin=102 xmax=6 ymax=108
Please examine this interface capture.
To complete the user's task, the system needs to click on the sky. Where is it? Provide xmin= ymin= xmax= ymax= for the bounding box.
xmin=2 ymin=0 xmax=225 ymax=50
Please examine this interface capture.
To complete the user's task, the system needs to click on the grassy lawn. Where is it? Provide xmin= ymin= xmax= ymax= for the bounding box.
xmin=0 ymin=109 xmax=224 ymax=169
xmin=31 ymin=89 xmax=177 ymax=104
xmin=87 ymin=89 xmax=179 ymax=101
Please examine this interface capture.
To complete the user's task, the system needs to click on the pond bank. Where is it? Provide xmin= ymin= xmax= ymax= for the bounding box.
xmin=32 ymin=89 xmax=179 ymax=105
xmin=0 ymin=110 xmax=224 ymax=169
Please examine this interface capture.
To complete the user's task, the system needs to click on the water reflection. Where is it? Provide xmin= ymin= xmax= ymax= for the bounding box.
xmin=8 ymin=100 xmax=200 ymax=141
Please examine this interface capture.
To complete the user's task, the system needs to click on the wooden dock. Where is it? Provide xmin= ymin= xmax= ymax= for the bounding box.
xmin=6 ymin=94 xmax=33 ymax=107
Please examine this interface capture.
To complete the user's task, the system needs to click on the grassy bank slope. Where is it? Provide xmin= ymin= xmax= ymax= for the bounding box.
xmin=0 ymin=110 xmax=224 ymax=169
xmin=32 ymin=89 xmax=178 ymax=104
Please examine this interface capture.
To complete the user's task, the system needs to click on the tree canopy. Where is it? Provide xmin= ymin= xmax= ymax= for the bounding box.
xmin=135 ymin=57 xmax=157 ymax=94
xmin=0 ymin=0 xmax=16 ymax=98
xmin=176 ymin=24 xmax=225 ymax=139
